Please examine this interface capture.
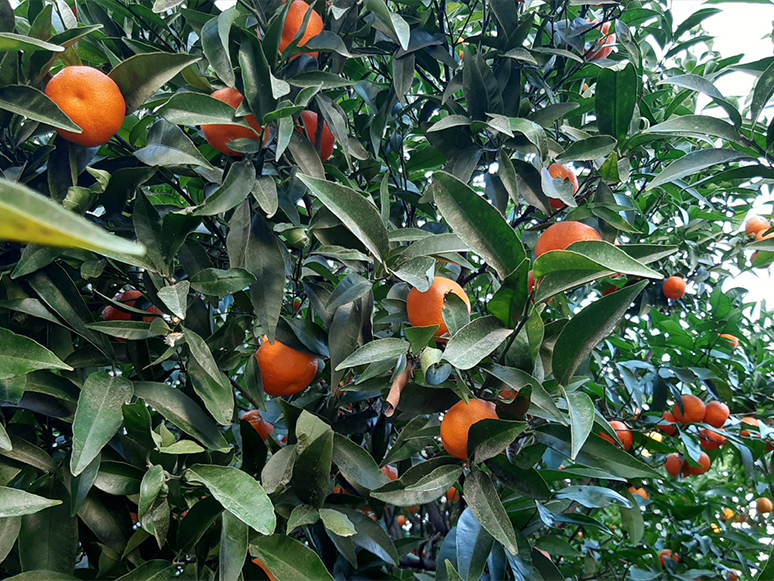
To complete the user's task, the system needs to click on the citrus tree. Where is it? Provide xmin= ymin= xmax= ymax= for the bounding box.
xmin=1 ymin=0 xmax=774 ymax=578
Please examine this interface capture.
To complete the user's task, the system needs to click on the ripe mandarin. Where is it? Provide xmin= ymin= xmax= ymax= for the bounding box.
xmin=381 ymin=465 xmax=398 ymax=481
xmin=662 ymin=276 xmax=687 ymax=300
xmin=534 ymin=221 xmax=601 ymax=259
xmin=629 ymin=486 xmax=649 ymax=500
xmin=600 ymin=420 xmax=633 ymax=451
xmin=201 ymin=88 xmax=265 ymax=156
xmin=45 ymin=66 xmax=126 ymax=147
xmin=589 ymin=21 xmax=616 ymax=60
xmin=665 ymin=453 xmax=682 ymax=477
xmin=397 ymin=515 xmax=408 ymax=526
xmin=658 ymin=412 xmax=678 ymax=436
xmin=659 ymin=550 xmax=679 ymax=568
xmin=280 ymin=0 xmax=323 ymax=57
xmin=547 ymin=163 xmax=579 ymax=210
xmin=256 ymin=338 xmax=318 ymax=397
xmin=298 ymin=111 xmax=335 ymax=161
xmin=757 ymin=497 xmax=773 ymax=514
xmin=704 ymin=401 xmax=730 ymax=428
xmin=673 ymin=394 xmax=705 ymax=425
xmin=252 ymin=559 xmax=278 ymax=581
xmin=241 ymin=410 xmax=275 ymax=442
xmin=407 ymin=276 xmax=471 ymax=338
xmin=740 ymin=417 xmax=760 ymax=438
xmin=746 ymin=216 xmax=771 ymax=236
xmin=683 ymin=451 xmax=710 ymax=476
xmin=699 ymin=428 xmax=727 ymax=451
xmin=440 ymin=399 xmax=498 ymax=460
xmin=447 ymin=486 xmax=460 ymax=502
xmin=718 ymin=333 xmax=739 ymax=350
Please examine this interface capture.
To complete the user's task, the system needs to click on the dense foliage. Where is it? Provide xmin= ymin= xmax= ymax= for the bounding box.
xmin=1 ymin=0 xmax=774 ymax=579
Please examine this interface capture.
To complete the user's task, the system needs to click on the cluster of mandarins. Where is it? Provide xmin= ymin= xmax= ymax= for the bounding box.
xmin=44 ymin=0 xmax=333 ymax=160
xmin=658 ymin=395 xmax=728 ymax=477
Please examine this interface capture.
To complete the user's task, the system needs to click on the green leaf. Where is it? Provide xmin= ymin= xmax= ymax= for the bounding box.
xmin=0 ymin=487 xmax=61 ymax=517
xmin=487 ymin=261 xmax=530 ymax=327
xmin=404 ymin=464 xmax=463 ymax=493
xmin=555 ymin=485 xmax=631 ymax=509
xmin=647 ymin=148 xmax=750 ymax=190
xmin=595 ymin=63 xmax=637 ymax=143
xmin=157 ymin=92 xmax=254 ymax=127
xmin=157 ymin=280 xmax=188 ymax=319
xmin=752 ymin=60 xmax=774 ymax=127
xmin=430 ymin=172 xmax=525 ymax=278
xmin=462 ymin=50 xmax=503 ymax=121
xmin=619 ymin=487 xmax=645 ymax=545
xmin=220 ymin=511 xmax=249 ymax=581
xmin=371 ymin=458 xmax=459 ymax=506
xmin=643 ymin=114 xmax=744 ymax=145
xmin=249 ymin=535 xmax=335 ymax=581
xmin=562 ymin=388 xmax=595 ymax=460
xmin=337 ymin=508 xmax=400 ymax=565
xmin=0 ymin=517 xmax=20 ymax=564
xmin=136 ymin=119 xmax=213 ymax=169
xmin=0 ymin=327 xmax=72 ymax=380
xmin=115 ymin=561 xmax=175 ymax=581
xmin=463 ymin=471 xmax=518 ymax=555
xmin=484 ymin=364 xmax=565 ymax=424
xmin=319 ymin=508 xmax=357 ymax=537
xmin=109 ymin=52 xmax=202 ymax=114
xmin=332 ymin=433 xmax=392 ymax=490
xmin=0 ymin=85 xmax=80 ymax=132
xmin=19 ymin=481 xmax=77 ymax=576
xmin=190 ymin=160 xmax=255 ymax=216
xmin=297 ymin=174 xmax=390 ymax=264
xmin=0 ymin=32 xmax=63 ymax=53
xmin=3 ymin=573 xmax=78 ymax=581
xmin=467 ymin=419 xmax=529 ymax=465
xmin=393 ymin=256 xmax=436 ymax=292
xmin=0 ymin=179 xmax=145 ymax=256
xmin=443 ymin=316 xmax=513 ymax=370
xmin=552 ymin=281 xmax=648 ymax=385
xmin=335 ymin=338 xmax=409 ymax=370
xmin=534 ymin=425 xmax=658 ymax=479
xmin=184 ymin=329 xmax=234 ymax=426
xmin=287 ymin=505 xmax=319 ymax=534
xmin=456 ymin=508 xmax=494 ymax=581
xmin=71 ymin=373 xmax=134 ymax=476
xmin=85 ymin=321 xmax=161 ymax=341
xmin=246 ymin=212 xmax=288 ymax=343
xmin=138 ymin=465 xmax=165 ymax=523
xmin=364 ymin=0 xmax=410 ymax=49
xmin=184 ymin=464 xmax=275 ymax=535
xmin=133 ymin=382 xmax=229 ymax=450
xmin=190 ymin=268 xmax=256 ymax=297
xmin=556 ymin=136 xmax=617 ymax=162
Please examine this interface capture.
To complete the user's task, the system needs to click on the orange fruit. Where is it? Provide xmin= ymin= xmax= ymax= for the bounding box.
xmin=407 ymin=276 xmax=471 ymax=338
xmin=447 ymin=486 xmax=460 ymax=502
xmin=659 ymin=549 xmax=679 ymax=568
xmin=298 ymin=111 xmax=335 ymax=161
xmin=534 ymin=221 xmax=601 ymax=259
xmin=699 ymin=428 xmax=727 ymax=451
xmin=629 ymin=486 xmax=648 ymax=500
xmin=718 ymin=333 xmax=739 ymax=350
xmin=252 ymin=558 xmax=278 ymax=581
xmin=673 ymin=394 xmax=705 ymax=425
xmin=589 ymin=21 xmax=615 ymax=61
xmin=201 ymin=88 xmax=265 ymax=157
xmin=256 ymin=338 xmax=318 ymax=397
xmin=665 ymin=453 xmax=682 ymax=477
xmin=103 ymin=291 xmax=163 ymax=343
xmin=241 ymin=410 xmax=275 ymax=442
xmin=747 ymin=216 xmax=771 ymax=236
xmin=756 ymin=229 xmax=774 ymax=241
xmin=722 ymin=508 xmax=735 ymax=522
xmin=601 ymin=286 xmax=618 ymax=296
xmin=280 ymin=0 xmax=323 ymax=57
xmin=45 ymin=66 xmax=126 ymax=147
xmin=600 ymin=420 xmax=633 ymax=451
xmin=704 ymin=401 xmax=730 ymax=428
xmin=381 ymin=465 xmax=398 ymax=481
xmin=547 ymin=163 xmax=579 ymax=210
xmin=683 ymin=451 xmax=710 ymax=476
xmin=406 ymin=505 xmax=419 ymax=514
xmin=740 ymin=417 xmax=760 ymax=437
xmin=662 ymin=276 xmax=687 ymax=300
xmin=397 ymin=515 xmax=408 ymax=526
xmin=528 ymin=270 xmax=536 ymax=294
xmin=658 ymin=412 xmax=678 ymax=437
xmin=440 ymin=399 xmax=498 ymax=460
xmin=757 ymin=497 xmax=773 ymax=514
